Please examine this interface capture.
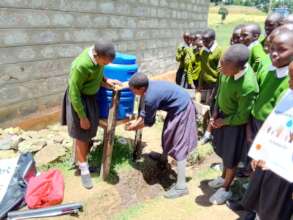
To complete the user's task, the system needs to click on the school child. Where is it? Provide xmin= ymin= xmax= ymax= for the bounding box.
xmin=207 ymin=44 xmax=259 ymax=205
xmin=260 ymin=13 xmax=282 ymax=49
xmin=199 ymin=24 xmax=244 ymax=145
xmin=230 ymin=24 xmax=244 ymax=45
xmin=242 ymin=28 xmax=293 ymax=220
xmin=240 ymin=23 xmax=267 ymax=73
xmin=175 ymin=32 xmax=191 ymax=87
xmin=61 ymin=41 xmax=121 ymax=189
xmin=186 ymin=31 xmax=203 ymax=90
xmin=125 ymin=73 xmax=197 ymax=199
xmin=198 ymin=28 xmax=222 ymax=106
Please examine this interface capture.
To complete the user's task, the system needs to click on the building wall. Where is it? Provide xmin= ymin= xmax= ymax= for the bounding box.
xmin=0 ymin=0 xmax=209 ymax=125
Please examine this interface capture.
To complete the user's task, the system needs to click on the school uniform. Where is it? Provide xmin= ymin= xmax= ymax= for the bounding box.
xmin=175 ymin=45 xmax=188 ymax=88
xmin=140 ymin=80 xmax=197 ymax=161
xmin=199 ymin=42 xmax=222 ymax=105
xmin=242 ymin=65 xmax=292 ymax=220
xmin=61 ymin=46 xmax=103 ymax=142
xmin=248 ymin=40 xmax=268 ymax=74
xmin=259 ymin=35 xmax=266 ymax=49
xmin=212 ymin=64 xmax=259 ymax=169
xmin=185 ymin=47 xmax=201 ymax=88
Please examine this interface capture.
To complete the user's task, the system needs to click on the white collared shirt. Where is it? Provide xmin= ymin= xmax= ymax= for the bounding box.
xmin=88 ymin=46 xmax=97 ymax=65
xmin=248 ymin=40 xmax=259 ymax=50
xmin=234 ymin=63 xmax=248 ymax=80
xmin=204 ymin=41 xmax=218 ymax=53
xmin=268 ymin=64 xmax=289 ymax=78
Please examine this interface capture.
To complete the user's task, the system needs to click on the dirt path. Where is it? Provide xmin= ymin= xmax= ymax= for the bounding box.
xmin=33 ymin=124 xmax=245 ymax=220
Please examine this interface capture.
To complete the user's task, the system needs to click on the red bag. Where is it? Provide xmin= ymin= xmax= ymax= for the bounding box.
xmin=25 ymin=169 xmax=64 ymax=209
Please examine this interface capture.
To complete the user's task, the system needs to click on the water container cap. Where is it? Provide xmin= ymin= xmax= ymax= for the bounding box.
xmin=112 ymin=52 xmax=136 ymax=65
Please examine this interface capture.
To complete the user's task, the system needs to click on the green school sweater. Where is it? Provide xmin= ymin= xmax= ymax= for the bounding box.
xmin=216 ymin=65 xmax=259 ymax=126
xmin=176 ymin=46 xmax=187 ymax=69
xmin=185 ymin=47 xmax=201 ymax=84
xmin=68 ymin=48 xmax=104 ymax=118
xmin=199 ymin=46 xmax=222 ymax=85
xmin=259 ymin=35 xmax=266 ymax=48
xmin=249 ymin=42 xmax=267 ymax=73
xmin=251 ymin=69 xmax=289 ymax=121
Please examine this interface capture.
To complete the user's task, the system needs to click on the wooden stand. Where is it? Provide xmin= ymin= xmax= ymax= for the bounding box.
xmin=99 ymin=90 xmax=142 ymax=180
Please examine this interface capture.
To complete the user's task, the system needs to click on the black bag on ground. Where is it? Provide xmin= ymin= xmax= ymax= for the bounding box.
xmin=0 ymin=153 xmax=36 ymax=219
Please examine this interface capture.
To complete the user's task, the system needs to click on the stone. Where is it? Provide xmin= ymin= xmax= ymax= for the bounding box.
xmin=0 ymin=133 xmax=22 ymax=150
xmin=34 ymin=143 xmax=66 ymax=166
xmin=0 ymin=150 xmax=19 ymax=159
xmin=3 ymin=127 xmax=23 ymax=135
xmin=18 ymin=139 xmax=47 ymax=153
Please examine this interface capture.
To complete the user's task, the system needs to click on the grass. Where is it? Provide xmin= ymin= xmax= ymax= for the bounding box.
xmin=208 ymin=5 xmax=266 ymax=49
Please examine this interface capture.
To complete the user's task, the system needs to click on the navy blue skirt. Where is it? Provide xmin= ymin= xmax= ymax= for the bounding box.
xmin=212 ymin=112 xmax=246 ymax=169
xmin=242 ymin=169 xmax=293 ymax=220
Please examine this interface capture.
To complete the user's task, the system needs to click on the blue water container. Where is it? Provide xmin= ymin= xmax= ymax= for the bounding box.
xmin=97 ymin=53 xmax=138 ymax=119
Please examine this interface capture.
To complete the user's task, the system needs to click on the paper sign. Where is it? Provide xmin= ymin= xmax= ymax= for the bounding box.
xmin=249 ymin=89 xmax=293 ymax=182
xmin=0 ymin=157 xmax=18 ymax=203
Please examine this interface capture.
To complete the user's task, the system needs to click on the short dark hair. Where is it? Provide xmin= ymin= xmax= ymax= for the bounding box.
xmin=94 ymin=40 xmax=115 ymax=60
xmin=129 ymin=73 xmax=149 ymax=89
xmin=266 ymin=13 xmax=283 ymax=23
xmin=202 ymin=28 xmax=216 ymax=40
xmin=245 ymin=23 xmax=261 ymax=36
xmin=233 ymin=24 xmax=244 ymax=33
xmin=223 ymin=44 xmax=250 ymax=68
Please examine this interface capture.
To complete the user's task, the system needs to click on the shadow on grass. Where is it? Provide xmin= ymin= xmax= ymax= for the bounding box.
xmin=194 ymin=177 xmax=248 ymax=220
xmin=88 ymin=135 xmax=191 ymax=190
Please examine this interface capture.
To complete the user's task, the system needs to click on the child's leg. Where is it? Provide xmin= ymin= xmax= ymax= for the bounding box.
xmin=176 ymin=158 xmax=187 ymax=189
xmin=75 ymin=139 xmax=90 ymax=163
xmin=75 ymin=139 xmax=93 ymax=189
xmin=164 ymin=158 xmax=188 ymax=199
xmin=223 ymin=167 xmax=236 ymax=190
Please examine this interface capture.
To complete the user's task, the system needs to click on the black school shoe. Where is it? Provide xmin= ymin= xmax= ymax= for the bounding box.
xmin=244 ymin=211 xmax=257 ymax=220
xmin=226 ymin=199 xmax=245 ymax=211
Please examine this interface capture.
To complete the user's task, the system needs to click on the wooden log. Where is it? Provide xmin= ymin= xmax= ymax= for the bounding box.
xmin=101 ymin=90 xmax=120 ymax=180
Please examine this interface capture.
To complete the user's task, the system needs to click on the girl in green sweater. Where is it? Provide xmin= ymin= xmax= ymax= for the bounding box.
xmin=208 ymin=44 xmax=259 ymax=205
xmin=242 ymin=27 xmax=293 ymax=220
xmin=61 ymin=41 xmax=121 ymax=189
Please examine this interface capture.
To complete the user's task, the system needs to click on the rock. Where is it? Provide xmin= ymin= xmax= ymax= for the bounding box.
xmin=3 ymin=127 xmax=23 ymax=135
xmin=0 ymin=150 xmax=19 ymax=159
xmin=18 ymin=139 xmax=47 ymax=153
xmin=62 ymin=139 xmax=73 ymax=150
xmin=53 ymin=135 xmax=64 ymax=144
xmin=34 ymin=143 xmax=66 ymax=166
xmin=0 ymin=134 xmax=21 ymax=150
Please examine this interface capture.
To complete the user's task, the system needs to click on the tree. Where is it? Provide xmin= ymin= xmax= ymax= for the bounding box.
xmin=218 ymin=6 xmax=229 ymax=24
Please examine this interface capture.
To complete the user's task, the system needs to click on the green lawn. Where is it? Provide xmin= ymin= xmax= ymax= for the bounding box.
xmin=208 ymin=5 xmax=267 ymax=49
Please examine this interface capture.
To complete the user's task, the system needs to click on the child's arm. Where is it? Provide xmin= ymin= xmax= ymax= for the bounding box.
xmin=125 ymin=117 xmax=145 ymax=131
xmin=176 ymin=46 xmax=186 ymax=62
xmin=186 ymin=49 xmax=196 ymax=89
xmin=68 ymin=67 xmax=91 ymax=130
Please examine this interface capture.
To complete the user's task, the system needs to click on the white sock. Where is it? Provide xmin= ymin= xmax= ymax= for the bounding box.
xmin=79 ymin=162 xmax=90 ymax=175
xmin=204 ymin=131 xmax=211 ymax=137
xmin=176 ymin=159 xmax=187 ymax=189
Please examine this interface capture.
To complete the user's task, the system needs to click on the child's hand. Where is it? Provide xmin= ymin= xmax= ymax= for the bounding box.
xmin=125 ymin=121 xmax=138 ymax=131
xmin=80 ymin=117 xmax=91 ymax=130
xmin=212 ymin=118 xmax=225 ymax=128
xmin=106 ymin=79 xmax=122 ymax=89
xmin=251 ymin=160 xmax=268 ymax=171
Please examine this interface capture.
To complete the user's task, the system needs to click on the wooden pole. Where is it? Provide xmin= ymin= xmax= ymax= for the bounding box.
xmin=101 ymin=90 xmax=120 ymax=180
xmin=133 ymin=96 xmax=144 ymax=161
